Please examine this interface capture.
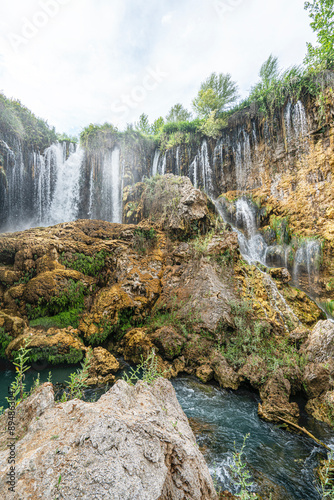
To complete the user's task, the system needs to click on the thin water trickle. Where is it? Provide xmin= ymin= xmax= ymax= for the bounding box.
xmin=152 ymin=150 xmax=160 ymax=177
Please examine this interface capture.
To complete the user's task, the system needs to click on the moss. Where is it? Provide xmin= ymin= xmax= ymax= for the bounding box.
xmin=29 ymin=308 xmax=82 ymax=329
xmin=0 ymin=327 xmax=12 ymax=358
xmin=11 ymin=345 xmax=83 ymax=365
xmin=26 ymin=280 xmax=86 ymax=320
xmin=60 ymin=251 xmax=107 ymax=277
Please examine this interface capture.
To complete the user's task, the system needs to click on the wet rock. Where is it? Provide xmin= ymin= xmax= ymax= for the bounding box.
xmin=211 ymin=352 xmax=241 ymax=390
xmin=149 ymin=326 xmax=185 ymax=360
xmin=288 ymin=326 xmax=310 ymax=347
xmin=268 ymin=267 xmax=291 ymax=283
xmin=196 ymin=364 xmax=214 ymax=383
xmin=258 ymin=369 xmax=300 ymax=423
xmin=303 ymin=362 xmax=332 ymax=399
xmin=86 ymin=347 xmax=120 ymax=386
xmin=6 ymin=327 xmax=85 ymax=365
xmin=0 ymin=380 xmax=218 ymax=500
xmin=305 ymin=390 xmax=334 ymax=426
xmin=238 ymin=355 xmax=268 ymax=388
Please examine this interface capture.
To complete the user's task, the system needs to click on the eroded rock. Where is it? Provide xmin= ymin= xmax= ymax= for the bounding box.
xmin=0 ymin=380 xmax=217 ymax=500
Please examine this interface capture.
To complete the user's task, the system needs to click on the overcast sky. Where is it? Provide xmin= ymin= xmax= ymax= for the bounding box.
xmin=0 ymin=0 xmax=316 ymax=136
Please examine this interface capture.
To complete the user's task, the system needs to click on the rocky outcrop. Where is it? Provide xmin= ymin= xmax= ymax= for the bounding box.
xmin=0 ymin=380 xmax=218 ymax=500
xmin=302 ymin=320 xmax=334 ymax=424
xmin=123 ymin=174 xmax=212 ymax=236
xmin=86 ymin=347 xmax=120 ymax=386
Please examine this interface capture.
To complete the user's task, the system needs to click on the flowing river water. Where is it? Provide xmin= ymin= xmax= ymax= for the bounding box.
xmin=1 ymin=361 xmax=333 ymax=499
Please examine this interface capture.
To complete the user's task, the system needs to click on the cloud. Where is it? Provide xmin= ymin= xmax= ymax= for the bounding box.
xmin=0 ymin=0 xmax=316 ymax=135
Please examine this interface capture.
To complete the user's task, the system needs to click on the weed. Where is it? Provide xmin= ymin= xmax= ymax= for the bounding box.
xmin=132 ymin=228 xmax=157 ymax=254
xmin=123 ymin=349 xmax=169 ymax=385
xmin=230 ymin=434 xmax=258 ymax=499
xmin=60 ymin=251 xmax=106 ymax=277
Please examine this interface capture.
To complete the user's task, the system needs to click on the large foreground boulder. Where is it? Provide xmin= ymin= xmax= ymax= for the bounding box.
xmin=0 ymin=380 xmax=217 ymax=500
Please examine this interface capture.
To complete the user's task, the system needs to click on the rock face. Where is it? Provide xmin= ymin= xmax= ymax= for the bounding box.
xmin=123 ymin=174 xmax=212 ymax=236
xmin=0 ymin=381 xmax=217 ymax=500
xmin=302 ymin=320 xmax=334 ymax=425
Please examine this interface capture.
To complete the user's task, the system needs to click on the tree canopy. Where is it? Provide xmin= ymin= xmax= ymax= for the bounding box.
xmin=165 ymin=104 xmax=192 ymax=123
xmin=304 ymin=0 xmax=334 ymax=70
xmin=192 ymin=72 xmax=239 ymax=118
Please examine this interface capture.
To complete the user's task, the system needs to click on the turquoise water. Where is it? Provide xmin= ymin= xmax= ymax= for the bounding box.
xmin=1 ymin=363 xmax=333 ymax=498
xmin=172 ymin=377 xmax=333 ymax=500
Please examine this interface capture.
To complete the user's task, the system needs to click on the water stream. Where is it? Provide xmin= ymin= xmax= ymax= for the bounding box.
xmin=1 ymin=364 xmax=332 ymax=498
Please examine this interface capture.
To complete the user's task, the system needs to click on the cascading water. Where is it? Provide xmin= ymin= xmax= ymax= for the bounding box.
xmin=152 ymin=150 xmax=160 ymax=177
xmin=199 ymin=140 xmax=214 ymax=198
xmin=284 ymin=100 xmax=308 ymax=151
xmin=98 ymin=147 xmax=122 ymax=224
xmin=292 ymin=240 xmax=322 ymax=294
xmin=48 ymin=143 xmax=84 ymax=225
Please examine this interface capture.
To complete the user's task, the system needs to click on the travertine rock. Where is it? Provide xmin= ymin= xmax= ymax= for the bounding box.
xmin=0 ymin=380 xmax=217 ymax=500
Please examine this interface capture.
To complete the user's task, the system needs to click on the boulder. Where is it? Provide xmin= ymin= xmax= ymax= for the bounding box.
xmin=258 ymin=369 xmax=300 ymax=423
xmin=0 ymin=380 xmax=218 ymax=500
xmin=6 ymin=327 xmax=85 ymax=365
xmin=303 ymin=320 xmax=334 ymax=363
xmin=211 ymin=353 xmax=241 ymax=390
xmin=149 ymin=326 xmax=185 ymax=360
xmin=86 ymin=347 xmax=120 ymax=386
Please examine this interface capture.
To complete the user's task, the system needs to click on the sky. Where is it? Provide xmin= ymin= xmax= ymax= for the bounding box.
xmin=0 ymin=0 xmax=316 ymax=136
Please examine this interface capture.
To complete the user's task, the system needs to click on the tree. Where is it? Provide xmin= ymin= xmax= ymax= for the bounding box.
xmin=304 ymin=0 xmax=334 ymax=71
xmin=151 ymin=116 xmax=164 ymax=135
xmin=135 ymin=113 xmax=151 ymax=135
xmin=259 ymin=54 xmax=280 ymax=85
xmin=192 ymin=72 xmax=239 ymax=118
xmin=165 ymin=103 xmax=192 ymax=123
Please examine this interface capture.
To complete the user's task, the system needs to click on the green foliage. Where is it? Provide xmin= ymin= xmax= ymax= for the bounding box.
xmin=317 ymin=451 xmax=334 ymax=498
xmin=8 ymin=340 xmax=31 ymax=404
xmin=135 ymin=113 xmax=152 ymax=135
xmin=151 ymin=116 xmax=165 ymax=135
xmin=270 ymin=216 xmax=291 ymax=245
xmin=146 ymin=296 xmax=199 ymax=339
xmin=219 ymin=300 xmax=304 ymax=375
xmin=304 ymin=0 xmax=334 ymax=71
xmin=161 ymin=119 xmax=202 ymax=135
xmin=80 ymin=122 xmax=119 ymax=149
xmin=133 ymin=228 xmax=157 ymax=254
xmin=60 ymin=349 xmax=93 ymax=401
xmin=56 ymin=132 xmax=78 ymax=144
xmin=122 ymin=349 xmax=168 ymax=385
xmin=60 ymin=250 xmax=106 ymax=277
xmin=192 ymin=72 xmax=239 ymax=118
xmin=0 ymin=327 xmax=13 ymax=358
xmin=166 ymin=103 xmax=192 ymax=123
xmin=198 ymin=110 xmax=227 ymax=138
xmin=26 ymin=280 xmax=86 ymax=320
xmin=12 ymin=345 xmax=84 ymax=365
xmin=190 ymin=231 xmax=215 ymax=258
xmin=231 ymin=434 xmax=258 ymax=499
xmin=0 ymin=93 xmax=57 ymax=150
xmin=29 ymin=308 xmax=82 ymax=329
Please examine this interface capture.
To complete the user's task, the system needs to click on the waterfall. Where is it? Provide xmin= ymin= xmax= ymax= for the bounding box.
xmin=234 ymin=198 xmax=267 ymax=265
xmin=292 ymin=240 xmax=321 ymax=294
xmin=190 ymin=156 xmax=198 ymax=188
xmin=293 ymin=100 xmax=308 ymax=138
xmin=161 ymin=152 xmax=167 ymax=175
xmin=48 ymin=143 xmax=84 ymax=225
xmin=176 ymin=147 xmax=180 ymax=175
xmin=152 ymin=150 xmax=160 ymax=177
xmin=199 ymin=140 xmax=214 ymax=198
xmin=215 ymin=197 xmax=300 ymax=331
xmin=100 ymin=147 xmax=122 ymax=224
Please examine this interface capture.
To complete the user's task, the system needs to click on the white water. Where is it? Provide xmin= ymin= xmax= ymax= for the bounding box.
xmin=100 ymin=147 xmax=122 ymax=224
xmin=199 ymin=140 xmax=214 ymax=198
xmin=152 ymin=150 xmax=160 ymax=177
xmin=48 ymin=143 xmax=84 ymax=225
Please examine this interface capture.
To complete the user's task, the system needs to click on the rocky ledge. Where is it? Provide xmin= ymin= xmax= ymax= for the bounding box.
xmin=0 ymin=379 xmax=217 ymax=500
